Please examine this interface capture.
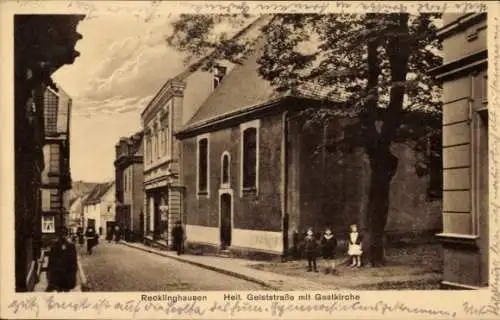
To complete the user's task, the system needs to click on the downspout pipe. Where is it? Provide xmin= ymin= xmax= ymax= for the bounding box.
xmin=281 ymin=111 xmax=289 ymax=261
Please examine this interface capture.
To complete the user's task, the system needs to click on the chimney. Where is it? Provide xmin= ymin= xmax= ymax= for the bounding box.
xmin=213 ymin=64 xmax=227 ymax=90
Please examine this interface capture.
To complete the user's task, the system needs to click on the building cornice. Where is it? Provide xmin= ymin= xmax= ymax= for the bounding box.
xmin=176 ymin=95 xmax=340 ymax=139
xmin=114 ymin=155 xmax=143 ymax=168
xmin=428 ymin=49 xmax=487 ymax=81
xmin=141 ymin=80 xmax=185 ymax=124
xmin=437 ymin=13 xmax=487 ymax=39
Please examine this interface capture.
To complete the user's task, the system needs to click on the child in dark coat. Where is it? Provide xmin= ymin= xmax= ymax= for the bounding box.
xmin=303 ymin=228 xmax=319 ymax=272
xmin=321 ymin=227 xmax=337 ymax=274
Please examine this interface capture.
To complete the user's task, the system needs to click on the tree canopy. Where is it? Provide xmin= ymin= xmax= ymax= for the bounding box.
xmin=167 ymin=13 xmax=443 ymax=265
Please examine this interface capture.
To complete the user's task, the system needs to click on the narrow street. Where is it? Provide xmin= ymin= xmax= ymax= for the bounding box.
xmin=79 ymin=242 xmax=267 ymax=291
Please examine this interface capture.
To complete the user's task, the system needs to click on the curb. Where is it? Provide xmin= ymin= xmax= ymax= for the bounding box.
xmin=77 ymin=256 xmax=89 ymax=292
xmin=120 ymin=241 xmax=279 ymax=290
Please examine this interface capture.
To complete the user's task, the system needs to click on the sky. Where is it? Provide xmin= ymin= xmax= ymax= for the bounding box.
xmin=52 ymin=14 xmax=188 ymax=183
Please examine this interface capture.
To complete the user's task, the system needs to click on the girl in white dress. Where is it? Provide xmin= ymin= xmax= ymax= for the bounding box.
xmin=347 ymin=224 xmax=362 ymax=267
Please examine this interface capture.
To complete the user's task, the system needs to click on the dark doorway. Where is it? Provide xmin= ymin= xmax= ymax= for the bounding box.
xmin=220 ymin=193 xmax=232 ymax=249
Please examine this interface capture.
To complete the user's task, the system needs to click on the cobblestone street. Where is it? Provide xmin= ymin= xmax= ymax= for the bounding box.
xmin=79 ymin=242 xmax=267 ymax=291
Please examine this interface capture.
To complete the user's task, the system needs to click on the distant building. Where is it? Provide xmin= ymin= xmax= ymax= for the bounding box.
xmin=82 ymin=182 xmax=115 ymax=236
xmin=430 ymin=13 xmax=488 ymax=289
xmin=40 ymin=85 xmax=72 ymax=245
xmin=114 ymin=131 xmax=144 ymax=237
xmin=68 ymin=195 xmax=84 ymax=233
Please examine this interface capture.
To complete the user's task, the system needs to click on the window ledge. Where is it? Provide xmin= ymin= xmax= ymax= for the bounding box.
xmin=436 ymin=232 xmax=479 ymax=247
xmin=242 ymin=187 xmax=258 ymax=196
xmin=197 ymin=191 xmax=209 ymax=197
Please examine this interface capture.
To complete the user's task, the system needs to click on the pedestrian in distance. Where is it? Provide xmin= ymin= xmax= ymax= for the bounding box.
xmin=105 ymin=226 xmax=113 ymax=243
xmin=321 ymin=227 xmax=338 ymax=275
xmin=114 ymin=225 xmax=121 ymax=243
xmin=46 ymin=228 xmax=78 ymax=292
xmin=85 ymin=226 xmax=98 ymax=255
xmin=303 ymin=228 xmax=319 ymax=272
xmin=172 ymin=220 xmax=184 ymax=256
xmin=347 ymin=223 xmax=363 ymax=268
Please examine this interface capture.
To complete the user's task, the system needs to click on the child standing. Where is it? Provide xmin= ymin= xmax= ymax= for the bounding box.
xmin=303 ymin=228 xmax=318 ymax=272
xmin=321 ymin=227 xmax=337 ymax=274
xmin=347 ymin=223 xmax=363 ymax=268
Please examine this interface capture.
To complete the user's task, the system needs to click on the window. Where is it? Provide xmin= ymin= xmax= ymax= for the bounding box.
xmin=49 ymin=144 xmax=60 ymax=174
xmin=87 ymin=219 xmax=96 ymax=229
xmin=107 ymin=205 xmax=112 ymax=213
xmin=243 ymin=128 xmax=257 ymax=189
xmin=42 ymin=189 xmax=51 ymax=211
xmin=163 ymin=127 xmax=168 ymax=156
xmin=240 ymin=120 xmax=260 ymax=195
xmin=482 ymin=74 xmax=488 ymax=104
xmin=197 ymin=135 xmax=209 ymax=195
xmin=42 ymin=215 xmax=55 ymax=233
xmin=44 ymin=88 xmax=58 ymax=135
xmin=155 ymin=131 xmax=160 ymax=159
xmin=42 ymin=189 xmax=60 ymax=211
xmin=159 ymin=129 xmax=164 ymax=156
xmin=151 ymin=134 xmax=156 ymax=161
xmin=124 ymin=171 xmax=127 ymax=191
xmin=427 ymin=135 xmax=442 ymax=199
xmin=148 ymin=136 xmax=152 ymax=164
xmin=221 ymin=153 xmax=230 ymax=186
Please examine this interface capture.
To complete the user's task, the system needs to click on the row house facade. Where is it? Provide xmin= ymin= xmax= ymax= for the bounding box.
xmin=141 ymin=66 xmax=237 ymax=245
xmin=68 ymin=195 xmax=84 ymax=234
xmin=14 ymin=14 xmax=83 ymax=291
xmin=40 ymin=85 xmax=72 ymax=245
xmin=177 ymin=37 xmax=442 ymax=258
xmin=115 ymin=131 xmax=144 ymax=236
xmin=430 ymin=13 xmax=488 ymax=289
xmin=82 ymin=182 xmax=115 ymax=236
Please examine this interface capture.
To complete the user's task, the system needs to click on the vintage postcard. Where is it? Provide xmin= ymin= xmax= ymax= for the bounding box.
xmin=1 ymin=0 xmax=499 ymax=319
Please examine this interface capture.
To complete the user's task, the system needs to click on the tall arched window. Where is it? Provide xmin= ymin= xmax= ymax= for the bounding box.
xmin=242 ymin=127 xmax=257 ymax=189
xmin=221 ymin=152 xmax=230 ymax=186
xmin=197 ymin=135 xmax=209 ymax=196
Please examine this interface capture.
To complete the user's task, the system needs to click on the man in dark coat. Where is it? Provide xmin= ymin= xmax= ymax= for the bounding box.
xmin=114 ymin=225 xmax=121 ymax=243
xmin=47 ymin=229 xmax=78 ymax=292
xmin=171 ymin=220 xmax=184 ymax=255
xmin=85 ymin=226 xmax=98 ymax=255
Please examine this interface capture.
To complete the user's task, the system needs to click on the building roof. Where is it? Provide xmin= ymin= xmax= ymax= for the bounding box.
xmin=180 ymin=37 xmax=342 ymax=133
xmin=83 ymin=181 xmax=114 ymax=205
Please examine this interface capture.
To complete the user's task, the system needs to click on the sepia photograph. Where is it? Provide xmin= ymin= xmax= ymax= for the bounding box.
xmin=1 ymin=1 xmax=498 ymax=319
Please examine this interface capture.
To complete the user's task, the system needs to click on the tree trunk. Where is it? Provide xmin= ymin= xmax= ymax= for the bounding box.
xmin=364 ymin=150 xmax=398 ymax=266
xmin=362 ymin=13 xmax=410 ymax=267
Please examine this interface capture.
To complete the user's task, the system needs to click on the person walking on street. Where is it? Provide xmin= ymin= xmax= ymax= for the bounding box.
xmin=85 ymin=226 xmax=98 ymax=255
xmin=106 ymin=226 xmax=113 ymax=243
xmin=114 ymin=225 xmax=121 ymax=243
xmin=46 ymin=228 xmax=78 ymax=292
xmin=172 ymin=220 xmax=184 ymax=256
